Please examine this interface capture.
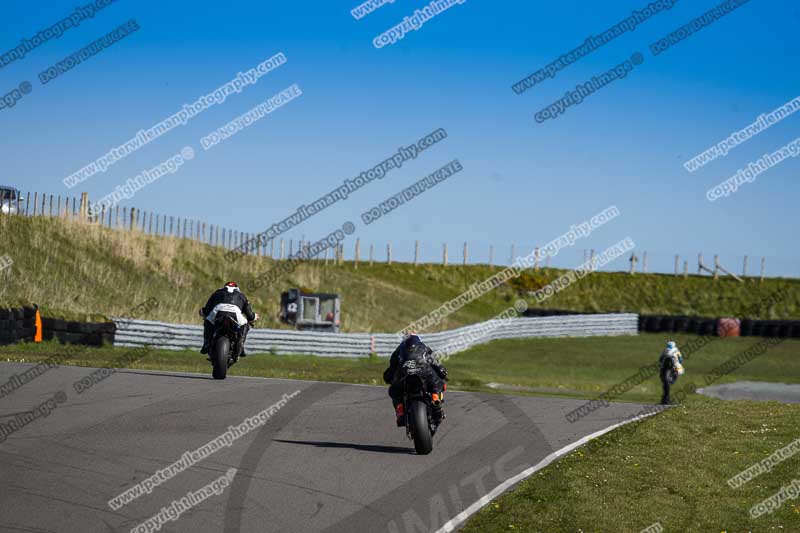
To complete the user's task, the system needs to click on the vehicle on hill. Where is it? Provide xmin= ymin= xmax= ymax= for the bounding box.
xmin=0 ymin=186 xmax=22 ymax=215
xmin=279 ymin=288 xmax=341 ymax=332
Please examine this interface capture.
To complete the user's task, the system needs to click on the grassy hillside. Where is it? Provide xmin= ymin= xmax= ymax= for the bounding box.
xmin=1 ymin=214 xmax=798 ymax=331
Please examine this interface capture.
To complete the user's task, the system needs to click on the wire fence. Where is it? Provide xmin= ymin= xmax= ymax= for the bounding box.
xmin=1 ymin=189 xmax=784 ymax=278
xmin=1 ymin=190 xmax=272 ymax=255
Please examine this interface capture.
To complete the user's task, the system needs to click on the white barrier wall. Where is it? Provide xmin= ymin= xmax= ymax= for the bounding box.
xmin=113 ymin=313 xmax=639 ymax=357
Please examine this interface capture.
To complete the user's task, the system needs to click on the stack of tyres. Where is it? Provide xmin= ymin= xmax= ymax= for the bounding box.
xmin=20 ymin=306 xmax=36 ymax=339
xmin=739 ymin=319 xmax=754 ymax=337
xmin=672 ymin=316 xmax=690 ymax=333
xmin=697 ymin=319 xmax=716 ymax=336
xmin=644 ymin=315 xmax=661 ymax=333
xmin=0 ymin=308 xmax=15 ymax=344
xmin=0 ymin=309 xmax=116 ymax=346
xmin=623 ymin=312 xmax=796 ymax=338
xmin=46 ymin=318 xmax=68 ymax=343
xmin=0 ymin=307 xmax=35 ymax=344
xmin=762 ymin=322 xmax=780 ymax=338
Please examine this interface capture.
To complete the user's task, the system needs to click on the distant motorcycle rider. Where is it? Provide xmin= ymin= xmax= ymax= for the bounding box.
xmin=200 ymin=282 xmax=259 ymax=356
xmin=659 ymin=340 xmax=685 ymax=405
xmin=383 ymin=333 xmax=448 ymax=427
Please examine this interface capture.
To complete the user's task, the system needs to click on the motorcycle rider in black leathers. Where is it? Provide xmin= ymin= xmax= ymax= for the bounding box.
xmin=383 ymin=334 xmax=448 ymax=427
xmin=199 ymin=282 xmax=259 ymax=356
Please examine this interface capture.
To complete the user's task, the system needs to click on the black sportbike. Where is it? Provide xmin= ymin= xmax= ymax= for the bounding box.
xmin=209 ymin=313 xmax=246 ymax=380
xmin=397 ymin=359 xmax=440 ymax=455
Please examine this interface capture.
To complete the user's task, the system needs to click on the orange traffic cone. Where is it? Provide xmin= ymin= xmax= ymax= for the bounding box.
xmin=34 ymin=306 xmax=43 ymax=343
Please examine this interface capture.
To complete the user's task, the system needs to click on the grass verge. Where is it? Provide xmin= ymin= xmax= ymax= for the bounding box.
xmin=2 ymin=333 xmax=798 ymax=402
xmin=462 ymin=396 xmax=800 ymax=532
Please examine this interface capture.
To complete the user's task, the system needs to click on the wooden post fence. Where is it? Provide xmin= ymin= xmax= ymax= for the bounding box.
xmin=715 ymin=256 xmax=743 ymax=282
xmin=698 ymin=254 xmax=714 ymax=276
xmin=79 ymin=192 xmax=88 ymax=219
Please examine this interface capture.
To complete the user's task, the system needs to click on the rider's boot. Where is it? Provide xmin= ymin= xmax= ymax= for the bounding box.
xmin=240 ymin=326 xmax=249 ymax=357
xmin=201 ymin=320 xmax=212 ymax=354
xmin=395 ymin=403 xmax=405 ymax=427
xmin=432 ymin=392 xmax=445 ymax=425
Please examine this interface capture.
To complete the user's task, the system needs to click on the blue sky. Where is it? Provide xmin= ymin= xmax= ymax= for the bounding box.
xmin=1 ymin=0 xmax=798 ymax=276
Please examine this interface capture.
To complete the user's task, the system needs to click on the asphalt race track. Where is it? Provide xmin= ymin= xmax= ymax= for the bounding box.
xmin=0 ymin=362 xmax=651 ymax=533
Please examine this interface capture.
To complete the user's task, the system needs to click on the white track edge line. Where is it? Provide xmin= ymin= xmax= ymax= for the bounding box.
xmin=434 ymin=410 xmax=662 ymax=533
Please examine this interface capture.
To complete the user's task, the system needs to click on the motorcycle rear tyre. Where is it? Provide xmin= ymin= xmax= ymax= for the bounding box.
xmin=212 ymin=336 xmax=230 ymax=380
xmin=410 ymin=400 xmax=433 ymax=455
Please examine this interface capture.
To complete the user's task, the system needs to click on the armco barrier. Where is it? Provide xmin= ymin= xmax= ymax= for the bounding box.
xmin=112 ymin=313 xmax=640 ymax=357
